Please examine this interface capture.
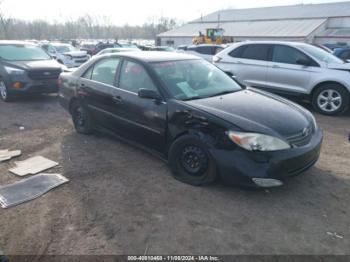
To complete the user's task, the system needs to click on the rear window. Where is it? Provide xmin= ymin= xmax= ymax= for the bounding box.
xmin=0 ymin=44 xmax=51 ymax=61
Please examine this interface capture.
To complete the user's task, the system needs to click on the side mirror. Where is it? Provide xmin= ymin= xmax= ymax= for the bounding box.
xmin=138 ymin=88 xmax=162 ymax=101
xmin=296 ymin=58 xmax=310 ymax=66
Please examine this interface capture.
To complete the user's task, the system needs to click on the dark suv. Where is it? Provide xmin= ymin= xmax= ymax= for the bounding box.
xmin=0 ymin=41 xmax=62 ymax=102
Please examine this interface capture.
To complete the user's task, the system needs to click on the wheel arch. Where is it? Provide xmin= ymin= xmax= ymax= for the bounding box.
xmin=311 ymin=81 xmax=350 ymax=98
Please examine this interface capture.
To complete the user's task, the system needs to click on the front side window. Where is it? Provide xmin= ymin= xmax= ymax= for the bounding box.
xmin=0 ymin=44 xmax=51 ymax=61
xmin=272 ymin=45 xmax=309 ymax=65
xmin=119 ymin=60 xmax=158 ymax=93
xmin=88 ymin=58 xmax=120 ymax=86
xmin=151 ymin=59 xmax=242 ymax=101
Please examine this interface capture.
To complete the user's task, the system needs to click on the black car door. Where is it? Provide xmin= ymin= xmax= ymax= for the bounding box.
xmin=77 ymin=57 xmax=121 ymax=129
xmin=109 ymin=59 xmax=167 ymax=153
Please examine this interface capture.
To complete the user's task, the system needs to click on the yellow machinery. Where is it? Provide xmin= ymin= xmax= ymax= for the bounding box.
xmin=192 ymin=28 xmax=224 ymax=45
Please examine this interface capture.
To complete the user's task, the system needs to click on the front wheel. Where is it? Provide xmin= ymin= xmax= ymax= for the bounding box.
xmin=168 ymin=135 xmax=217 ymax=186
xmin=0 ymin=80 xmax=13 ymax=102
xmin=71 ymin=101 xmax=94 ymax=134
xmin=312 ymin=84 xmax=349 ymax=115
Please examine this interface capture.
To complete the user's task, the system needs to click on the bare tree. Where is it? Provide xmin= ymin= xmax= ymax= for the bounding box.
xmin=0 ymin=0 xmax=12 ymax=39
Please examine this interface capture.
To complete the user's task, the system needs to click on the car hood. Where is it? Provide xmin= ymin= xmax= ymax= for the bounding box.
xmin=185 ymin=89 xmax=311 ymax=138
xmin=7 ymin=59 xmax=62 ymax=70
xmin=326 ymin=62 xmax=350 ymax=70
xmin=63 ymin=51 xmax=87 ymax=57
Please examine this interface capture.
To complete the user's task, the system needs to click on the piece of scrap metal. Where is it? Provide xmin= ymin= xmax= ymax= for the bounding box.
xmin=0 ymin=150 xmax=21 ymax=162
xmin=9 ymin=156 xmax=58 ymax=176
xmin=0 ymin=173 xmax=69 ymax=208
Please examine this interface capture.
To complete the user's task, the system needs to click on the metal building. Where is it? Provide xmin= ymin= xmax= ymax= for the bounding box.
xmin=157 ymin=1 xmax=350 ymax=47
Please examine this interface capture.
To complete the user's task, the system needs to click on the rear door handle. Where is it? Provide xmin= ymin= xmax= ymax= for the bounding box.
xmin=112 ymin=96 xmax=123 ymax=104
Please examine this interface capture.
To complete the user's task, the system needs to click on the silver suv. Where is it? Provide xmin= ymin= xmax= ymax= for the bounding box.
xmin=213 ymin=41 xmax=350 ymax=115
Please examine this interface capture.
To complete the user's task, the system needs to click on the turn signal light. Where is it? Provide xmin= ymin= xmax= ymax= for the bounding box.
xmin=12 ymin=82 xmax=23 ymax=89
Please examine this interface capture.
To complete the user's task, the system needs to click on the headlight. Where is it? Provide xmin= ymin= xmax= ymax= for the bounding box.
xmin=228 ymin=131 xmax=291 ymax=151
xmin=4 ymin=66 xmax=25 ymax=75
xmin=310 ymin=114 xmax=318 ymax=131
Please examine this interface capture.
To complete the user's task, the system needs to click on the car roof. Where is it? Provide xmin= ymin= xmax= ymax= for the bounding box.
xmin=107 ymin=51 xmax=200 ymax=62
xmin=232 ymin=40 xmax=312 ymax=47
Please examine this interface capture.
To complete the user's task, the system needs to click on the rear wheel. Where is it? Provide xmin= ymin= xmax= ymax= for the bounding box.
xmin=0 ymin=80 xmax=13 ymax=102
xmin=71 ymin=101 xmax=94 ymax=134
xmin=168 ymin=135 xmax=217 ymax=186
xmin=312 ymin=84 xmax=349 ymax=115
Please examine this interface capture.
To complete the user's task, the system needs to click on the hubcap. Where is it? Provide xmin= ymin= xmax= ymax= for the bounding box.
xmin=317 ymin=89 xmax=342 ymax=113
xmin=0 ymin=81 xmax=7 ymax=99
xmin=180 ymin=145 xmax=208 ymax=176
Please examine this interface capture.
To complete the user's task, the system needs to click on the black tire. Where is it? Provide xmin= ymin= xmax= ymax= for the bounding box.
xmin=312 ymin=83 xmax=349 ymax=115
xmin=168 ymin=135 xmax=217 ymax=186
xmin=70 ymin=101 xmax=94 ymax=134
xmin=0 ymin=80 xmax=13 ymax=102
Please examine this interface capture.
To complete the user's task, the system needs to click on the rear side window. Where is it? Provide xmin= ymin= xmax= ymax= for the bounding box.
xmin=196 ymin=46 xmax=215 ymax=55
xmin=339 ymin=50 xmax=350 ymax=60
xmin=272 ymin=45 xmax=309 ymax=65
xmin=83 ymin=58 xmax=120 ymax=86
xmin=229 ymin=44 xmax=270 ymax=61
xmin=241 ymin=44 xmax=270 ymax=61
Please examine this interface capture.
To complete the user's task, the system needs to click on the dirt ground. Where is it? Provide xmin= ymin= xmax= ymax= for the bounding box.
xmin=0 ymin=94 xmax=349 ymax=255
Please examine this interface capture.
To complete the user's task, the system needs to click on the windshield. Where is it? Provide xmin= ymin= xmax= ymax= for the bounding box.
xmin=0 ymin=44 xmax=51 ymax=61
xmin=151 ymin=59 xmax=242 ymax=101
xmin=54 ymin=45 xmax=76 ymax=53
xmin=298 ymin=44 xmax=345 ymax=64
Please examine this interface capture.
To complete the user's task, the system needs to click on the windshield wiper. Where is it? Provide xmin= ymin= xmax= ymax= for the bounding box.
xmin=182 ymin=96 xmax=202 ymax=101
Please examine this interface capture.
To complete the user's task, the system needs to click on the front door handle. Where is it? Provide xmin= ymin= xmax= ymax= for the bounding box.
xmin=112 ymin=96 xmax=123 ymax=104
xmin=272 ymin=65 xmax=280 ymax=68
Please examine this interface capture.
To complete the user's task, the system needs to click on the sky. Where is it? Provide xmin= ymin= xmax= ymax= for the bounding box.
xmin=2 ymin=0 xmax=349 ymax=25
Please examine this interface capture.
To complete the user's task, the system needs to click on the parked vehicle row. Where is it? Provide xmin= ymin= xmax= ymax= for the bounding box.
xmin=41 ymin=43 xmax=90 ymax=68
xmin=58 ymin=52 xmax=323 ymax=188
xmin=213 ymin=41 xmax=350 ymax=115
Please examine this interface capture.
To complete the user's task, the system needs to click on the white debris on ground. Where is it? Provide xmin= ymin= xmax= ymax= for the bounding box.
xmin=326 ymin=232 xmax=344 ymax=239
xmin=0 ymin=149 xmax=22 ymax=162
xmin=9 ymin=156 xmax=58 ymax=176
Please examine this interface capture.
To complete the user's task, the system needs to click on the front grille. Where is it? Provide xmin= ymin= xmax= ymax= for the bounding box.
xmin=28 ymin=69 xmax=61 ymax=80
xmin=286 ymin=126 xmax=313 ymax=147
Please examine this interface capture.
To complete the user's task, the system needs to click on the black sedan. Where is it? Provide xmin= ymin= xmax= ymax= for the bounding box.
xmin=58 ymin=52 xmax=323 ymax=188
xmin=0 ymin=41 xmax=62 ymax=102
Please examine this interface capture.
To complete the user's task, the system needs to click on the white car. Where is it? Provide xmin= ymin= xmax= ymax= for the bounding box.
xmin=179 ymin=44 xmax=224 ymax=62
xmin=41 ymin=43 xmax=90 ymax=68
xmin=214 ymin=41 xmax=350 ymax=115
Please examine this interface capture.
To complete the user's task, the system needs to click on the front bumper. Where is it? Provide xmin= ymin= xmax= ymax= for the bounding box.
xmin=212 ymin=128 xmax=323 ymax=187
xmin=6 ymin=77 xmax=59 ymax=96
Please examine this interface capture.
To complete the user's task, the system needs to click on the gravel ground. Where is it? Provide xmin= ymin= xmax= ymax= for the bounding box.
xmin=0 ymin=94 xmax=349 ymax=255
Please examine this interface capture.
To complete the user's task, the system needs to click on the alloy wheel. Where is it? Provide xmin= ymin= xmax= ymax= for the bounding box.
xmin=317 ymin=89 xmax=342 ymax=113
